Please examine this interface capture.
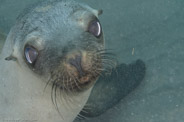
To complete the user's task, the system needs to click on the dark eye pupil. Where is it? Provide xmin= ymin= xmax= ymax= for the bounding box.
xmin=88 ymin=20 xmax=101 ymax=37
xmin=25 ymin=46 xmax=38 ymax=64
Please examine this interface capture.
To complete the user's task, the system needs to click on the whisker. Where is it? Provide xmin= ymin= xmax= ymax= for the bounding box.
xmin=50 ymin=80 xmax=64 ymax=118
xmin=80 ymin=109 xmax=89 ymax=114
xmin=68 ymin=71 xmax=82 ymax=91
xmin=64 ymin=76 xmax=75 ymax=108
xmin=74 ymin=77 xmax=83 ymax=91
xmin=96 ymin=48 xmax=115 ymax=53
xmin=66 ymin=75 xmax=71 ymax=93
xmin=44 ymin=75 xmax=52 ymax=92
xmin=59 ymin=79 xmax=68 ymax=109
xmin=78 ymin=113 xmax=87 ymax=119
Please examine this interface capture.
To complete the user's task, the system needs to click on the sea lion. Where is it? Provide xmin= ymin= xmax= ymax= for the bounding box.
xmin=0 ymin=0 xmax=105 ymax=122
xmin=0 ymin=0 xmax=146 ymax=121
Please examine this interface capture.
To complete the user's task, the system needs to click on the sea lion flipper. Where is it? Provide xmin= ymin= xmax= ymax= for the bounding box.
xmin=78 ymin=59 xmax=146 ymax=118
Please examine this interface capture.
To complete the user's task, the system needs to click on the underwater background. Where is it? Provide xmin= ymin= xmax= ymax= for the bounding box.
xmin=1 ymin=0 xmax=184 ymax=122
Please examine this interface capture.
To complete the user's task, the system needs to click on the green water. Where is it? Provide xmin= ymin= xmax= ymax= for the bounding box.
xmin=1 ymin=0 xmax=184 ymax=122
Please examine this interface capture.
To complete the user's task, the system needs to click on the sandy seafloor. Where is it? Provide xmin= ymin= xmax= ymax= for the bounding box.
xmin=1 ymin=0 xmax=184 ymax=122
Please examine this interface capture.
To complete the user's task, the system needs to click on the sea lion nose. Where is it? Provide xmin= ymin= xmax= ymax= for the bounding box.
xmin=69 ymin=55 xmax=86 ymax=77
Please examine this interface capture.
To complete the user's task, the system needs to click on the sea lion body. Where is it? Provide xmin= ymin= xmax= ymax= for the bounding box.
xmin=0 ymin=0 xmax=104 ymax=122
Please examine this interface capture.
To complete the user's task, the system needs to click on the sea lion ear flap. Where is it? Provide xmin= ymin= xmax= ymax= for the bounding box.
xmin=5 ymin=49 xmax=18 ymax=61
xmin=92 ymin=9 xmax=103 ymax=17
xmin=5 ymin=55 xmax=17 ymax=61
xmin=98 ymin=9 xmax=103 ymax=16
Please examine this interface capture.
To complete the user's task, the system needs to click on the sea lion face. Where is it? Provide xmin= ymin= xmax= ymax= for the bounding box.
xmin=10 ymin=1 xmax=105 ymax=92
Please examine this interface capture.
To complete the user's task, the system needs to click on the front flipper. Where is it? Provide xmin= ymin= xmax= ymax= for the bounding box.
xmin=79 ymin=59 xmax=146 ymax=118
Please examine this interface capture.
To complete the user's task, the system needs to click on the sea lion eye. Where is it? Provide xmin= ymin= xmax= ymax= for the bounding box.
xmin=88 ymin=19 xmax=102 ymax=38
xmin=24 ymin=46 xmax=38 ymax=64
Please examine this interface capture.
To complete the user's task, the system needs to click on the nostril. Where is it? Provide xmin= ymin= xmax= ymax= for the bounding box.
xmin=69 ymin=55 xmax=86 ymax=77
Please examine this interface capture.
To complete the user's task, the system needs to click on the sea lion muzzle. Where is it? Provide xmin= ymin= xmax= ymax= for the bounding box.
xmin=61 ymin=50 xmax=101 ymax=90
xmin=68 ymin=54 xmax=85 ymax=78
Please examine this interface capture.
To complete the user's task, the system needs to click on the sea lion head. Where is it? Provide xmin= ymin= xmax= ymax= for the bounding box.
xmin=5 ymin=0 xmax=105 ymax=93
